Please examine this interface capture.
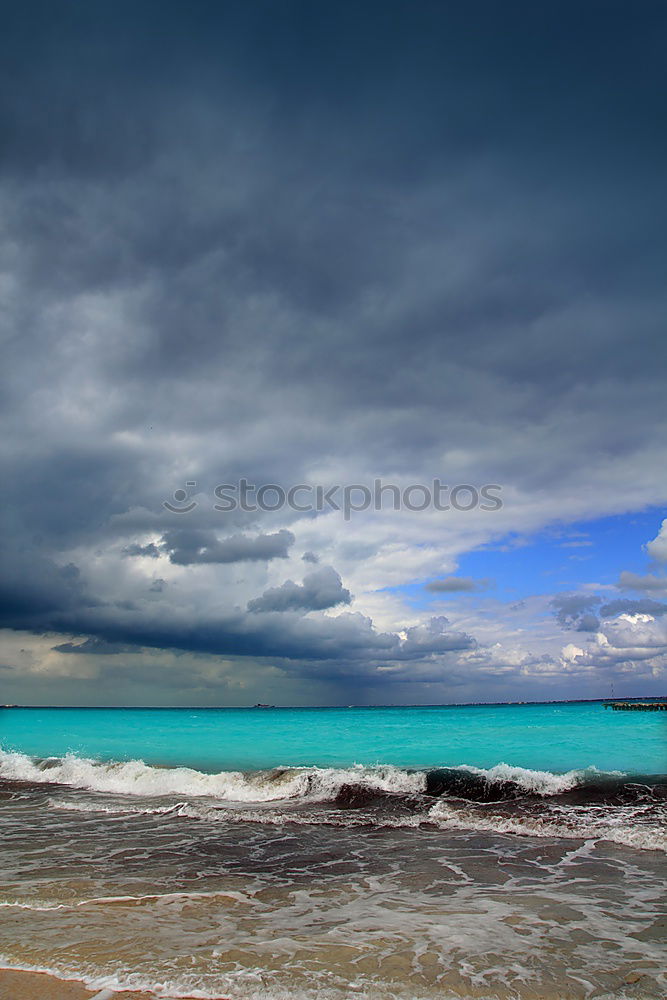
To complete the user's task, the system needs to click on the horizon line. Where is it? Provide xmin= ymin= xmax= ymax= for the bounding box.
xmin=3 ymin=695 xmax=666 ymax=711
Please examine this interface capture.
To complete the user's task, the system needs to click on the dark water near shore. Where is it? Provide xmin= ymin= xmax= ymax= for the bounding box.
xmin=0 ymin=771 xmax=665 ymax=999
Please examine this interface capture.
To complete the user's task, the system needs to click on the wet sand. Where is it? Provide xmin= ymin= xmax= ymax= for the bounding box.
xmin=0 ymin=965 xmax=652 ymax=1000
xmin=0 ymin=968 xmax=160 ymax=999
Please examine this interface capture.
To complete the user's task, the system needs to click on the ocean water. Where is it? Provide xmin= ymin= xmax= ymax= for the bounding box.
xmin=0 ymin=702 xmax=665 ymax=999
xmin=1 ymin=701 xmax=666 ymax=774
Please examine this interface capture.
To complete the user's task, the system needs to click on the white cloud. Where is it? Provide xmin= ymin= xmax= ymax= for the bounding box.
xmin=646 ymin=518 xmax=667 ymax=564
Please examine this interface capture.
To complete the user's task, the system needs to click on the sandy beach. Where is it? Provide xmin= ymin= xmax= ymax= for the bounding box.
xmin=0 ymin=969 xmax=159 ymax=1000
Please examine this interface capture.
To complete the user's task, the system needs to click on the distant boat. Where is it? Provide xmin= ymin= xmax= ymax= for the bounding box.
xmin=253 ymin=703 xmax=274 ymax=708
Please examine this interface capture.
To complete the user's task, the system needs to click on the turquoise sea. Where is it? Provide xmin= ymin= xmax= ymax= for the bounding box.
xmin=2 ymin=700 xmax=666 ymax=774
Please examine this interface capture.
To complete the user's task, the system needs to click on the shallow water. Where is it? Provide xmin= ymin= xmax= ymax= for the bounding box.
xmin=0 ymin=779 xmax=665 ymax=999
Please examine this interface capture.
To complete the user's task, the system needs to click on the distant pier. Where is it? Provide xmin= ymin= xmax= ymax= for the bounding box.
xmin=604 ymin=701 xmax=667 ymax=711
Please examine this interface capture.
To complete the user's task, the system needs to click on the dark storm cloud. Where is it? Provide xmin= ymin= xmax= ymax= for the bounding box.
xmin=399 ymin=617 xmax=475 ymax=656
xmin=616 ymin=571 xmax=667 ymax=593
xmin=599 ymin=599 xmax=667 ymax=619
xmin=34 ymin=603 xmax=458 ymax=671
xmin=1 ymin=2 xmax=666 ymax=700
xmin=551 ymin=594 xmax=601 ymax=631
xmin=425 ymin=577 xmax=492 ymax=593
xmin=162 ymin=530 xmax=294 ymax=565
xmin=52 ymin=637 xmax=132 ymax=656
xmin=123 ymin=542 xmax=161 ymax=559
xmin=551 ymin=590 xmax=667 ymax=637
xmin=573 ymin=614 xmax=601 ymax=634
xmin=0 ymin=543 xmax=96 ymax=624
xmin=248 ymin=567 xmax=351 ymax=613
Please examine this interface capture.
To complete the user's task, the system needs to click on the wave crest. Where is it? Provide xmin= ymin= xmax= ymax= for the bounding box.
xmin=3 ymin=748 xmax=664 ymax=852
xmin=0 ymin=748 xmax=643 ymax=803
xmin=0 ymin=749 xmax=426 ymax=802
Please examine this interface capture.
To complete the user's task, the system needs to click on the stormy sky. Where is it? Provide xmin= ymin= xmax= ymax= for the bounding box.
xmin=1 ymin=1 xmax=666 ymax=706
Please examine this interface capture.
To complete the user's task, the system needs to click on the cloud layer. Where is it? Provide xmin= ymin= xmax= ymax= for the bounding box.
xmin=0 ymin=2 xmax=666 ymax=704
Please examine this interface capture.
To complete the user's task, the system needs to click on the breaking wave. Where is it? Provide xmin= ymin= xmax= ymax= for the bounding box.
xmin=0 ymin=748 xmax=623 ymax=801
xmin=1 ymin=748 xmax=665 ymax=851
xmin=0 ymin=749 xmax=426 ymax=801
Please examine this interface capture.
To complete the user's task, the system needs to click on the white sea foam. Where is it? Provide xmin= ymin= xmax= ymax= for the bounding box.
xmin=0 ymin=957 xmax=466 ymax=1000
xmin=45 ymin=793 xmax=667 ymax=851
xmin=5 ymin=748 xmax=663 ymax=850
xmin=452 ymin=762 xmax=609 ymax=795
xmin=428 ymin=800 xmax=667 ymax=852
xmin=48 ymin=797 xmax=201 ymax=817
xmin=0 ymin=889 xmax=253 ymax=911
xmin=0 ymin=748 xmax=629 ymax=802
xmin=0 ymin=748 xmax=425 ymax=802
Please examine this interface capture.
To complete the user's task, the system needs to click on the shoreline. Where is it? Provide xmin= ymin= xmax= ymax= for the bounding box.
xmin=0 ymin=968 xmax=162 ymax=999
xmin=0 ymin=968 xmax=237 ymax=1000
xmin=0 ymin=963 xmax=650 ymax=1000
